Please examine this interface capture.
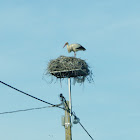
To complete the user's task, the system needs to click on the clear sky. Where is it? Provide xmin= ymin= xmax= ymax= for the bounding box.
xmin=0 ymin=0 xmax=140 ymax=140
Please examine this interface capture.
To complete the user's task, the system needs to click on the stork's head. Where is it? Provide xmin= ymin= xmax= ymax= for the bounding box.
xmin=63 ymin=42 xmax=69 ymax=48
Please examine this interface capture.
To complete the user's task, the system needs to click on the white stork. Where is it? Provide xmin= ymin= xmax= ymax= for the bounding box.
xmin=63 ymin=42 xmax=86 ymax=57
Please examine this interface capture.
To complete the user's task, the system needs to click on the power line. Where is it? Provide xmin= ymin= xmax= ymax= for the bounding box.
xmin=0 ymin=81 xmax=94 ymax=140
xmin=0 ymin=81 xmax=64 ymax=111
xmin=0 ymin=106 xmax=50 ymax=115
xmin=79 ymin=121 xmax=94 ymax=140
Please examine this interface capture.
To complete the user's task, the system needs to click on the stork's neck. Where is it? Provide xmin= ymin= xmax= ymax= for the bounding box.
xmin=66 ymin=43 xmax=72 ymax=53
xmin=66 ymin=43 xmax=69 ymax=48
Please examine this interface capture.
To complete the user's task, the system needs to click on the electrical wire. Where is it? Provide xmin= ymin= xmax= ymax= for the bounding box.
xmin=79 ymin=121 xmax=94 ymax=140
xmin=0 ymin=81 xmax=65 ymax=111
xmin=0 ymin=81 xmax=94 ymax=140
xmin=0 ymin=106 xmax=50 ymax=115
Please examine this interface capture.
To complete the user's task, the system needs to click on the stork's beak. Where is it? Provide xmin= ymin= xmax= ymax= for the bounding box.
xmin=63 ymin=43 xmax=66 ymax=48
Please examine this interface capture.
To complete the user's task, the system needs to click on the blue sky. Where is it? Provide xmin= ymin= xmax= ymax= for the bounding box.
xmin=0 ymin=0 xmax=140 ymax=140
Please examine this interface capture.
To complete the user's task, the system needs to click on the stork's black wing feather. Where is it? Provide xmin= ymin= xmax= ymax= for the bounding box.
xmin=78 ymin=46 xmax=86 ymax=51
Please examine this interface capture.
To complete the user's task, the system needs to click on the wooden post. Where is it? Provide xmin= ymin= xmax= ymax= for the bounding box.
xmin=65 ymin=101 xmax=72 ymax=140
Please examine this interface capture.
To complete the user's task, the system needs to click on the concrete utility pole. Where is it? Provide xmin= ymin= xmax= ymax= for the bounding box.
xmin=65 ymin=101 xmax=72 ymax=140
xmin=68 ymin=78 xmax=72 ymax=116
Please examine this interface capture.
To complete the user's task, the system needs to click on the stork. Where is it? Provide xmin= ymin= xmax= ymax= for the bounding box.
xmin=63 ymin=42 xmax=86 ymax=57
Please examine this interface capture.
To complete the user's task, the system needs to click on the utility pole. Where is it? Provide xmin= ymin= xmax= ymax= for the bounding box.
xmin=61 ymin=78 xmax=72 ymax=140
xmin=65 ymin=101 xmax=72 ymax=140
xmin=68 ymin=78 xmax=72 ymax=116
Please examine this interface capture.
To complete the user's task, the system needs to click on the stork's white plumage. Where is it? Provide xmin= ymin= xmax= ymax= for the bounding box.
xmin=63 ymin=42 xmax=86 ymax=57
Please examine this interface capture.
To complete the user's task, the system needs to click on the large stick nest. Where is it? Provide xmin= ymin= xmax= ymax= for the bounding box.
xmin=45 ymin=56 xmax=93 ymax=84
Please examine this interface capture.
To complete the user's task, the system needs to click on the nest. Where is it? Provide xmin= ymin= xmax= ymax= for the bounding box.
xmin=45 ymin=56 xmax=93 ymax=84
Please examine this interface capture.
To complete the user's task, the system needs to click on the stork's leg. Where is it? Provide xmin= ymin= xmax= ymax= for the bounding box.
xmin=74 ymin=52 xmax=76 ymax=57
